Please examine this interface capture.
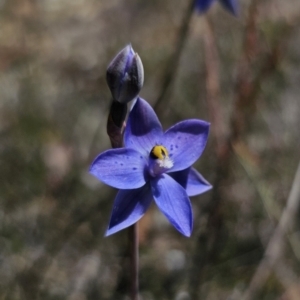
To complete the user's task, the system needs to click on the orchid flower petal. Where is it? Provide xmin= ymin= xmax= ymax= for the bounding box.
xmin=151 ymin=174 xmax=193 ymax=237
xmin=105 ymin=184 xmax=152 ymax=236
xmin=90 ymin=148 xmax=147 ymax=189
xmin=170 ymin=167 xmax=212 ymax=197
xmin=125 ymin=98 xmax=163 ymax=157
xmin=163 ymin=119 xmax=209 ymax=172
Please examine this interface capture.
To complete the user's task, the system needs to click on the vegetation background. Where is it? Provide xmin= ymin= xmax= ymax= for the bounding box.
xmin=1 ymin=0 xmax=300 ymax=299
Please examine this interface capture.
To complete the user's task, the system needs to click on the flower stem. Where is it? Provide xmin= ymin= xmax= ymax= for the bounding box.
xmin=107 ymin=100 xmax=139 ymax=299
xmin=107 ymin=100 xmax=127 ymax=148
xmin=129 ymin=223 xmax=139 ymax=300
xmin=154 ymin=0 xmax=195 ymax=116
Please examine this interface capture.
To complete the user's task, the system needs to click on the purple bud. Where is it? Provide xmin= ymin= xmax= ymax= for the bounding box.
xmin=106 ymin=45 xmax=144 ymax=104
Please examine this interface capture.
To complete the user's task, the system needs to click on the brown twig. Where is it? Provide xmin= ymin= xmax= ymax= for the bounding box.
xmin=241 ymin=161 xmax=300 ymax=300
xmin=188 ymin=1 xmax=266 ymax=298
xmin=129 ymin=224 xmax=139 ymax=300
xmin=154 ymin=0 xmax=196 ymax=116
xmin=188 ymin=1 xmax=295 ymax=298
xmin=203 ymin=16 xmax=224 ymax=156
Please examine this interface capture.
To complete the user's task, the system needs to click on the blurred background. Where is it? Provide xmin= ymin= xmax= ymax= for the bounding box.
xmin=1 ymin=0 xmax=300 ymax=299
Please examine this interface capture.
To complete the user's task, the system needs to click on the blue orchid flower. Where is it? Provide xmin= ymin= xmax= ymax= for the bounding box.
xmin=195 ymin=0 xmax=238 ymax=15
xmin=90 ymin=98 xmax=211 ymax=237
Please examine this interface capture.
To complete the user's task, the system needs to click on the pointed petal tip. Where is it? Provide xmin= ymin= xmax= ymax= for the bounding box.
xmin=151 ymin=174 xmax=194 ymax=238
xmin=127 ymin=43 xmax=135 ymax=56
xmin=105 ymin=224 xmax=125 ymax=237
xmin=104 ymin=228 xmax=115 ymax=237
xmin=202 ymin=182 xmax=213 ymax=191
xmin=177 ymin=224 xmax=192 ymax=237
xmin=105 ymin=185 xmax=152 ymax=237
xmin=122 ymin=44 xmax=132 ymax=54
xmin=205 ymin=185 xmax=213 ymax=193
xmin=184 ymin=231 xmax=192 ymax=238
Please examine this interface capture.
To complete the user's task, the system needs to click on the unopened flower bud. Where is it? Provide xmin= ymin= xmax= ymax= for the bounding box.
xmin=106 ymin=45 xmax=144 ymax=104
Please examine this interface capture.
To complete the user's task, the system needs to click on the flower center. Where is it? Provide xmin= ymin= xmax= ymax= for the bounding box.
xmin=149 ymin=145 xmax=173 ymax=176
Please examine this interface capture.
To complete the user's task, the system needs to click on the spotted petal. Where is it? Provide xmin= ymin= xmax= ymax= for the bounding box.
xmin=125 ymin=97 xmax=163 ymax=157
xmin=163 ymin=119 xmax=209 ymax=172
xmin=90 ymin=148 xmax=147 ymax=189
xmin=106 ymin=184 xmax=152 ymax=236
xmin=151 ymin=174 xmax=193 ymax=237
xmin=170 ymin=167 xmax=212 ymax=197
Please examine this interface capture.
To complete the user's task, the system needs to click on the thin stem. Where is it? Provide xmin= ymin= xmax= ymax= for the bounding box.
xmin=107 ymin=100 xmax=139 ymax=300
xmin=107 ymin=100 xmax=127 ymax=148
xmin=129 ymin=224 xmax=139 ymax=300
xmin=188 ymin=2 xmax=293 ymax=297
xmin=203 ymin=16 xmax=224 ymax=156
xmin=154 ymin=0 xmax=196 ymax=116
xmin=188 ymin=1 xmax=262 ymax=298
xmin=241 ymin=160 xmax=300 ymax=300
